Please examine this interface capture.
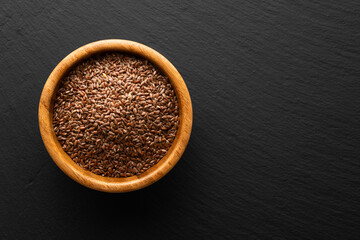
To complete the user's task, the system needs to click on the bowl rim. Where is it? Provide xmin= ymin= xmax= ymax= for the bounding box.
xmin=38 ymin=39 xmax=193 ymax=193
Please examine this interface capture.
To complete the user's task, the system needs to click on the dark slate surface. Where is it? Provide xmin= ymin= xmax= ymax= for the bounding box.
xmin=1 ymin=1 xmax=360 ymax=239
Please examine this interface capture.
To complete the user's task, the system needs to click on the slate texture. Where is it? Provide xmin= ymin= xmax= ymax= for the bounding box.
xmin=1 ymin=1 xmax=360 ymax=239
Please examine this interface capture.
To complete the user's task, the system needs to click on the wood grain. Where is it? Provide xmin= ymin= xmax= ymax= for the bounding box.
xmin=38 ymin=39 xmax=193 ymax=192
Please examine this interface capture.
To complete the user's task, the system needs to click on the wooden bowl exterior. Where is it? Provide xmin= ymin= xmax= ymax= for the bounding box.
xmin=38 ymin=39 xmax=192 ymax=192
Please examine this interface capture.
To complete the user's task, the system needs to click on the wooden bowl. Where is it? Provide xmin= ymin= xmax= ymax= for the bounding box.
xmin=38 ymin=39 xmax=192 ymax=193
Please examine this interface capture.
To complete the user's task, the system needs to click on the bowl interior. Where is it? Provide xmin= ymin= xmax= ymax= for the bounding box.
xmin=39 ymin=39 xmax=192 ymax=192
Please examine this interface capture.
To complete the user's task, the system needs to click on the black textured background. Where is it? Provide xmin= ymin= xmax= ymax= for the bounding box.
xmin=1 ymin=1 xmax=360 ymax=239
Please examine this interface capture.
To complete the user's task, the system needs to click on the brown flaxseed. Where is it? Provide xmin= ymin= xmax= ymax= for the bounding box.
xmin=53 ymin=53 xmax=179 ymax=178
